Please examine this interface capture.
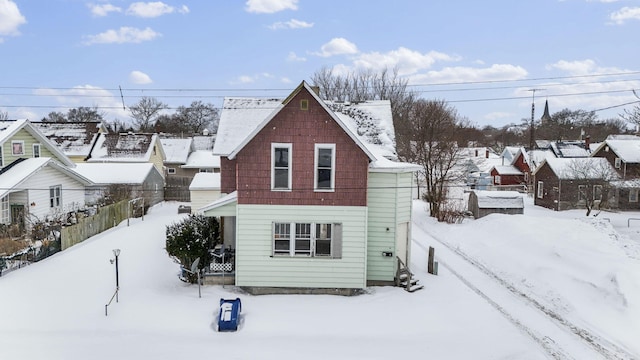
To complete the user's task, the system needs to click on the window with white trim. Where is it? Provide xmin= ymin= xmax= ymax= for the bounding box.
xmin=1 ymin=196 xmax=9 ymax=225
xmin=167 ymin=168 xmax=176 ymax=175
xmin=273 ymin=222 xmax=341 ymax=258
xmin=524 ymin=172 xmax=529 ymax=182
xmin=0 ymin=146 xmax=3 ymax=167
xmin=33 ymin=144 xmax=41 ymax=158
xmin=494 ymin=175 xmax=501 ymax=185
xmin=49 ymin=185 xmax=62 ymax=208
xmin=314 ymin=144 xmax=335 ymax=191
xmin=537 ymin=181 xmax=544 ymax=199
xmin=629 ymin=189 xmax=639 ymax=203
xmin=614 ymin=157 xmax=621 ymax=169
xmin=12 ymin=141 xmax=24 ymax=155
xmin=272 ymin=143 xmax=292 ymax=190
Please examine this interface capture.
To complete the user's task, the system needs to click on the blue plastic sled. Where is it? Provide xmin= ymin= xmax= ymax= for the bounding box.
xmin=217 ymin=298 xmax=241 ymax=331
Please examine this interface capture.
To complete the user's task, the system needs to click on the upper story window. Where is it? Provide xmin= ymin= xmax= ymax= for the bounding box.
xmin=167 ymin=168 xmax=176 ymax=175
xmin=314 ymin=144 xmax=335 ymax=191
xmin=300 ymin=99 xmax=309 ymax=110
xmin=272 ymin=143 xmax=292 ymax=191
xmin=12 ymin=141 xmax=24 ymax=156
xmin=33 ymin=144 xmax=41 ymax=158
xmin=614 ymin=157 xmax=621 ymax=169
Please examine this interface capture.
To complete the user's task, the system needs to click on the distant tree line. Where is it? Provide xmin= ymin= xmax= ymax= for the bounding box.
xmin=39 ymin=100 xmax=219 ymax=136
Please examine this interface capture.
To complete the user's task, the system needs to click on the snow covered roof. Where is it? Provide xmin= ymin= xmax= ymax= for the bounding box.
xmin=192 ymin=135 xmax=215 ymax=151
xmin=87 ymin=133 xmax=158 ymax=162
xmin=601 ymin=139 xmax=640 ymax=163
xmin=213 ymin=97 xmax=281 ymax=156
xmin=73 ymin=162 xmax=157 ymax=184
xmin=189 ymin=172 xmax=221 ymax=190
xmin=538 ymin=157 xmax=619 ymax=180
xmin=0 ymin=119 xmax=75 ymax=167
xmin=30 ymin=121 xmax=105 ymax=158
xmin=528 ymin=149 xmax=556 ymax=169
xmin=500 ymin=146 xmax=520 ymax=163
xmin=492 ymin=165 xmax=523 ymax=176
xmin=182 ymin=150 xmax=220 ymax=169
xmin=200 ymin=190 xmax=237 ymax=213
xmin=0 ymin=157 xmax=92 ymax=198
xmin=214 ymin=81 xmax=416 ymax=172
xmin=550 ymin=141 xmax=589 ymax=158
xmin=160 ymin=138 xmax=192 ymax=164
xmin=472 ymin=190 xmax=524 ymax=209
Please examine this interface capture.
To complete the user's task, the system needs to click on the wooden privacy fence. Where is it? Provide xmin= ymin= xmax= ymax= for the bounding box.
xmin=60 ymin=200 xmax=130 ymax=250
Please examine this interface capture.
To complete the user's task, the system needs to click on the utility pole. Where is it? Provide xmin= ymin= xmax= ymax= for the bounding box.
xmin=527 ymin=89 xmax=545 ymax=150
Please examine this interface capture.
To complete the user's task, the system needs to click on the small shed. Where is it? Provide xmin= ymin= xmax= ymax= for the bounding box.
xmin=189 ymin=172 xmax=221 ymax=214
xmin=468 ymin=190 xmax=524 ymax=219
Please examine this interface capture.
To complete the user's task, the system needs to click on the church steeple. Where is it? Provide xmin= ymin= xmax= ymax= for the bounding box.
xmin=541 ymin=100 xmax=551 ymax=123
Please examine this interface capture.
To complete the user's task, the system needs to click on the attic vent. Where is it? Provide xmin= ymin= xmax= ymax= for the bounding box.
xmin=300 ymin=99 xmax=309 ymax=111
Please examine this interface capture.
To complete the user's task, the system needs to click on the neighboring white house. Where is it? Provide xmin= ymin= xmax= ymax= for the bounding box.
xmin=189 ymin=172 xmax=221 ymax=214
xmin=0 ymin=158 xmax=92 ymax=227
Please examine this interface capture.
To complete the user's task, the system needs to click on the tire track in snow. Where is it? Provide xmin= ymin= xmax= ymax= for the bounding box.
xmin=412 ymin=225 xmax=636 ymax=360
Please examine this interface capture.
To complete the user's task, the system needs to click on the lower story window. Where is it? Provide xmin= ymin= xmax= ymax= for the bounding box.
xmin=273 ymin=222 xmax=341 ymax=258
xmin=1 ymin=196 xmax=9 ymax=224
xmin=630 ymin=189 xmax=639 ymax=203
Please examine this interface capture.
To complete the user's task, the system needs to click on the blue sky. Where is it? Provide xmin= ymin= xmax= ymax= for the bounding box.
xmin=1 ymin=0 xmax=639 ymax=128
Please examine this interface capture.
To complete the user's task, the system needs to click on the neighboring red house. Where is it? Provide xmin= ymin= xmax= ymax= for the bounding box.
xmin=591 ymin=136 xmax=640 ymax=210
xmin=201 ymin=81 xmax=421 ymax=294
xmin=490 ymin=147 xmax=531 ymax=187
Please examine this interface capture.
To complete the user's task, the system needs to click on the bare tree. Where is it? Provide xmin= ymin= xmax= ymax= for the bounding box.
xmin=408 ymin=99 xmax=464 ymax=220
xmin=129 ymin=97 xmax=168 ymax=132
xmin=311 ymin=66 xmax=416 ymax=158
xmin=565 ymin=158 xmax=619 ymax=216
xmin=42 ymin=106 xmax=104 ymax=123
xmin=620 ymin=103 xmax=640 ymax=130
xmin=176 ymin=101 xmax=219 ymax=134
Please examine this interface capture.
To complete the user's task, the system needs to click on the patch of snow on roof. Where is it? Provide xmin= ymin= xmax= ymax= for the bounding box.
xmin=189 ymin=172 xmax=221 ymax=190
xmin=0 ymin=157 xmax=51 ymax=198
xmin=73 ymin=163 xmax=154 ymax=184
xmin=326 ymin=101 xmax=396 ymax=160
xmin=492 ymin=165 xmax=523 ymax=175
xmin=605 ymin=139 xmax=640 ymax=163
xmin=88 ymin=133 xmax=157 ymax=162
xmin=544 ymin=157 xmax=618 ymax=180
xmin=183 ymin=150 xmax=220 ymax=168
xmin=160 ymin=138 xmax=192 ymax=164
xmin=31 ymin=122 xmax=101 ymax=157
xmin=473 ymin=190 xmax=524 ymax=209
xmin=213 ymin=98 xmax=282 ymax=156
xmin=192 ymin=135 xmax=215 ymax=151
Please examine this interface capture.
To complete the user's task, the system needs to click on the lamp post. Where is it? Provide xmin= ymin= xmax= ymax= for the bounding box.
xmin=113 ymin=249 xmax=120 ymax=302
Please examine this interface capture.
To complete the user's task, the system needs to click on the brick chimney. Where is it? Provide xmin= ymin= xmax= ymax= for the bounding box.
xmin=585 ymin=135 xmax=591 ymax=151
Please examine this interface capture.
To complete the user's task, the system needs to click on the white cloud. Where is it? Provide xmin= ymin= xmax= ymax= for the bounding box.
xmin=126 ymin=2 xmax=189 ymax=18
xmin=286 ymin=51 xmax=306 ymax=62
xmin=82 ymin=27 xmax=161 ymax=45
xmin=129 ymin=70 xmax=153 ymax=84
xmin=609 ymin=6 xmax=640 ymax=24
xmin=245 ymin=0 xmax=298 ymax=13
xmin=280 ymin=77 xmax=292 ymax=84
xmin=313 ymin=38 xmax=358 ymax=57
xmin=238 ymin=75 xmax=255 ymax=84
xmin=0 ymin=0 xmax=26 ymax=39
xmin=88 ymin=3 xmax=122 ymax=17
xmin=269 ymin=19 xmax=313 ymax=30
xmin=411 ymin=63 xmax=528 ymax=84
xmin=546 ymin=59 xmax=623 ymax=76
xmin=354 ymin=47 xmax=460 ymax=75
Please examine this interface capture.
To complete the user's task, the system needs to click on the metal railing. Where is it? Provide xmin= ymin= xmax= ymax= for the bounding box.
xmin=104 ymin=288 xmax=119 ymax=316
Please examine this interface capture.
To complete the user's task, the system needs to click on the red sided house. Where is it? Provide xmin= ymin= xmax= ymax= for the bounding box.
xmin=201 ymin=82 xmax=421 ymax=294
xmin=490 ymin=147 xmax=531 ymax=188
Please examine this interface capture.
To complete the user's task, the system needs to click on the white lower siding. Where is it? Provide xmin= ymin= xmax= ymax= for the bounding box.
xmin=22 ymin=167 xmax=86 ymax=221
xmin=190 ymin=190 xmax=221 ymax=214
xmin=235 ymin=204 xmax=367 ymax=289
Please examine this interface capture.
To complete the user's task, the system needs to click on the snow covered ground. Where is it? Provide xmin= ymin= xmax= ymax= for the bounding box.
xmin=0 ymin=199 xmax=638 ymax=359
